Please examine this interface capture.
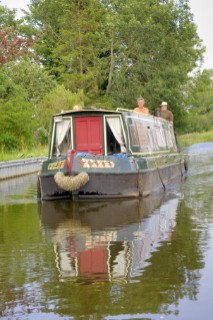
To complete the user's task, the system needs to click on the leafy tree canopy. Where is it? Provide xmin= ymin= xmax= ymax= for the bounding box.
xmin=3 ymin=59 xmax=57 ymax=103
xmin=36 ymin=85 xmax=83 ymax=130
xmin=0 ymin=4 xmax=36 ymax=64
xmin=0 ymin=0 xmax=211 ymax=141
xmin=26 ymin=0 xmax=204 ymax=128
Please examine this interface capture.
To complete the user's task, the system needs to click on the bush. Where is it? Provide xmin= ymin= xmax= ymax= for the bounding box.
xmin=180 ymin=110 xmax=213 ymax=134
xmin=34 ymin=127 xmax=49 ymax=145
xmin=0 ymin=96 xmax=36 ymax=150
xmin=0 ymin=133 xmax=19 ymax=151
xmin=36 ymin=86 xmax=83 ymax=130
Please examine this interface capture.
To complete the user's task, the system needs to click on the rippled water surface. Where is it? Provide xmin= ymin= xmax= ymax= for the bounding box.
xmin=0 ymin=142 xmax=213 ymax=320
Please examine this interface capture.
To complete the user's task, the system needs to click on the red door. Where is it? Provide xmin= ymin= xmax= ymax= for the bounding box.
xmin=74 ymin=116 xmax=103 ymax=155
xmin=78 ymin=247 xmax=108 ymax=281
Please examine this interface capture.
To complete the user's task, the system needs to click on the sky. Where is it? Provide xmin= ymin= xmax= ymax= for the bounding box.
xmin=1 ymin=0 xmax=213 ymax=70
xmin=188 ymin=0 xmax=213 ymax=69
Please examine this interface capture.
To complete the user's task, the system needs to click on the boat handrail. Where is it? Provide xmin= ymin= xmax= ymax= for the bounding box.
xmin=116 ymin=107 xmax=133 ymax=113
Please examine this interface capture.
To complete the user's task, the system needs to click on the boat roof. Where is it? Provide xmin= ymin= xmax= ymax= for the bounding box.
xmin=52 ymin=106 xmax=171 ymax=124
xmin=53 ymin=106 xmax=158 ymax=119
xmin=53 ymin=107 xmax=121 ymax=117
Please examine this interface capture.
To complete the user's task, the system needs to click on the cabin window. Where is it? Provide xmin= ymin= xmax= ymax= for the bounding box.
xmin=128 ymin=120 xmax=150 ymax=152
xmin=106 ymin=116 xmax=126 ymax=154
xmin=170 ymin=126 xmax=177 ymax=151
xmin=147 ymin=126 xmax=156 ymax=150
xmin=160 ymin=122 xmax=177 ymax=150
xmin=52 ymin=118 xmax=71 ymax=156
xmin=154 ymin=123 xmax=167 ymax=149
xmin=125 ymin=114 xmax=177 ymax=154
xmin=164 ymin=126 xmax=173 ymax=148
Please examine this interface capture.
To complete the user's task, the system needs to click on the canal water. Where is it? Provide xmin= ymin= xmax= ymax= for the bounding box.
xmin=0 ymin=142 xmax=213 ymax=320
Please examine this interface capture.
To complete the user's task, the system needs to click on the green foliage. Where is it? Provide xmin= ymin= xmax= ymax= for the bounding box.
xmin=186 ymin=69 xmax=213 ymax=114
xmin=0 ymin=4 xmax=17 ymax=29
xmin=181 ymin=110 xmax=213 ymax=134
xmin=0 ymin=145 xmax=48 ymax=161
xmin=26 ymin=0 xmax=204 ymax=124
xmin=0 ymin=71 xmax=19 ymax=99
xmin=0 ymin=0 xmax=212 ymax=153
xmin=182 ymin=68 xmax=213 ymax=133
xmin=0 ymin=71 xmax=37 ymax=150
xmin=34 ymin=127 xmax=49 ymax=145
xmin=108 ymin=0 xmax=204 ymax=113
xmin=29 ymin=0 xmax=109 ymax=103
xmin=3 ymin=59 xmax=57 ymax=103
xmin=0 ymin=132 xmax=18 ymax=150
xmin=178 ymin=129 xmax=213 ymax=147
xmin=0 ymin=96 xmax=36 ymax=150
xmin=36 ymin=85 xmax=83 ymax=130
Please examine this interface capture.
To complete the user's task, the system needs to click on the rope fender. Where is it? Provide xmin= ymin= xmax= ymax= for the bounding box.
xmin=54 ymin=171 xmax=89 ymax=191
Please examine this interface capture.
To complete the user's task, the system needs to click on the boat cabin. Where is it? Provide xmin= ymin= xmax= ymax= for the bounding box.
xmin=49 ymin=108 xmax=177 ymax=159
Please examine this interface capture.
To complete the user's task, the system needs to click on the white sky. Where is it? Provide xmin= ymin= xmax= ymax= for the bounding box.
xmin=188 ymin=0 xmax=213 ymax=69
xmin=1 ymin=0 xmax=213 ymax=70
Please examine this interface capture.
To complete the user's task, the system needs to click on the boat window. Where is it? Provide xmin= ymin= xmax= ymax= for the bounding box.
xmin=52 ymin=118 xmax=71 ymax=156
xmin=127 ymin=116 xmax=172 ymax=153
xmin=128 ymin=120 xmax=150 ymax=152
xmin=147 ymin=126 xmax=156 ymax=151
xmin=154 ymin=123 xmax=167 ymax=149
xmin=126 ymin=114 xmax=177 ymax=153
xmin=170 ymin=126 xmax=177 ymax=151
xmin=164 ymin=127 xmax=173 ymax=148
xmin=106 ymin=117 xmax=126 ymax=154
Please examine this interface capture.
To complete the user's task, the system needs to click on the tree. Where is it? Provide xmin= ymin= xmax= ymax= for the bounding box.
xmin=0 ymin=5 xmax=36 ymax=64
xmin=36 ymin=85 xmax=83 ymax=130
xmin=0 ymin=4 xmax=17 ymax=29
xmin=186 ymin=69 xmax=213 ymax=114
xmin=3 ymin=59 xmax=57 ymax=103
xmin=28 ymin=0 xmax=109 ymax=104
xmin=181 ymin=68 xmax=213 ymax=133
xmin=0 ymin=27 xmax=35 ymax=64
xmin=0 ymin=71 xmax=36 ymax=150
xmin=108 ymin=0 xmax=204 ymax=117
xmin=25 ymin=0 xmax=204 ymax=129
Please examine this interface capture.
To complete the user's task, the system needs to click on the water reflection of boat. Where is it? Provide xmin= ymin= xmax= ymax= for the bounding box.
xmin=39 ymin=193 xmax=180 ymax=283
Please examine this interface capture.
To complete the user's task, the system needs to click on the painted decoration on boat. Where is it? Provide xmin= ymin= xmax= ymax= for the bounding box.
xmin=48 ymin=160 xmax=65 ymax=170
xmin=80 ymin=158 xmax=115 ymax=169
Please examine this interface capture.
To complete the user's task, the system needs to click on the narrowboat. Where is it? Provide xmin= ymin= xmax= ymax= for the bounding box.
xmin=37 ymin=107 xmax=187 ymax=201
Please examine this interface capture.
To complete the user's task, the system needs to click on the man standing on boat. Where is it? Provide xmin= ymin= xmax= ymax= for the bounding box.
xmin=134 ymin=97 xmax=149 ymax=114
xmin=159 ymin=101 xmax=173 ymax=122
xmin=158 ymin=101 xmax=179 ymax=148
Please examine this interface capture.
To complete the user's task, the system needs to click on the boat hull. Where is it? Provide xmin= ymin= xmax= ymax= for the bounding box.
xmin=38 ymin=160 xmax=186 ymax=201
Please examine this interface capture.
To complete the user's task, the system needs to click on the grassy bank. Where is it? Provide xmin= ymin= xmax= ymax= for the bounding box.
xmin=0 ymin=130 xmax=212 ymax=161
xmin=0 ymin=145 xmax=48 ymax=162
xmin=178 ymin=130 xmax=213 ymax=148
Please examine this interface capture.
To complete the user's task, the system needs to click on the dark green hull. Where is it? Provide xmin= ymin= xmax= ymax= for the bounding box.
xmin=38 ymin=154 xmax=187 ymax=201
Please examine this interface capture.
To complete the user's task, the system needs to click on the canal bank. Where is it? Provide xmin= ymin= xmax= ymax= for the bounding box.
xmin=0 ymin=157 xmax=46 ymax=180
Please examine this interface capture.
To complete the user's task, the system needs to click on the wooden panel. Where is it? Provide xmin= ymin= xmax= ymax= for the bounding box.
xmin=74 ymin=116 xmax=103 ymax=154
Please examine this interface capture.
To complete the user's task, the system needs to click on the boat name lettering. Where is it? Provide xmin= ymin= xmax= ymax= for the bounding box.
xmin=80 ymin=158 xmax=115 ymax=169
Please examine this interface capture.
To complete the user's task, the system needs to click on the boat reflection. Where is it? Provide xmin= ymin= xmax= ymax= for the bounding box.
xmin=39 ymin=192 xmax=181 ymax=283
